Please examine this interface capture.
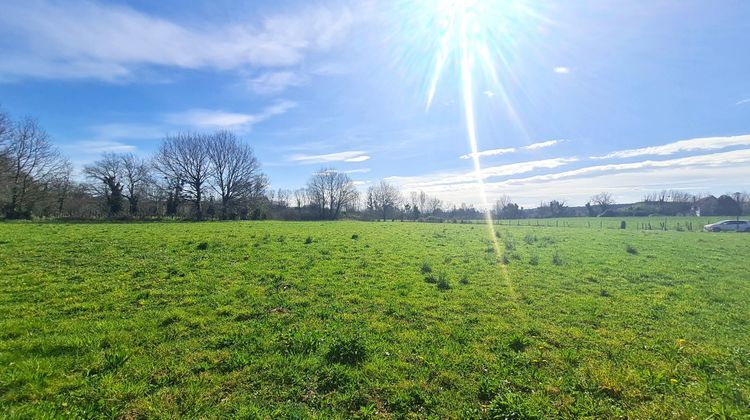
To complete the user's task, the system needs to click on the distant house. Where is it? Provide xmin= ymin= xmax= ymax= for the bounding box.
xmin=693 ymin=196 xmax=719 ymax=216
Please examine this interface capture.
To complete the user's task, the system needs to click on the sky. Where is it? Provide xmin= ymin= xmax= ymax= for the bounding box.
xmin=1 ymin=0 xmax=749 ymax=208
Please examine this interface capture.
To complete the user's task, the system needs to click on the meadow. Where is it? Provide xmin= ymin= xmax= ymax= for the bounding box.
xmin=1 ymin=220 xmax=748 ymax=418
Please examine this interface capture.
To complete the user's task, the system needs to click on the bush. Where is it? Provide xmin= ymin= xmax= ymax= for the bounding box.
xmin=626 ymin=244 xmax=638 ymax=255
xmin=436 ymin=273 xmax=451 ymax=290
xmin=351 ymin=233 xmax=359 ymax=240
xmin=304 ymin=235 xmax=313 ymax=244
xmin=420 ymin=261 xmax=432 ymax=274
xmin=552 ymin=251 xmax=563 ymax=266
xmin=326 ymin=337 xmax=367 ymax=365
xmin=196 ymin=242 xmax=208 ymax=250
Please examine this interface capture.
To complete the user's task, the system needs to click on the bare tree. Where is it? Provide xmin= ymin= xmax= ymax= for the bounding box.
xmin=84 ymin=152 xmax=125 ymax=216
xmin=590 ymin=192 xmax=615 ymax=215
xmin=493 ymin=195 xmax=512 ymax=218
xmin=293 ymin=188 xmax=308 ymax=209
xmin=120 ymin=153 xmax=151 ymax=216
xmin=2 ymin=117 xmax=67 ymax=218
xmin=425 ymin=196 xmax=443 ymax=214
xmin=0 ymin=107 xmax=10 ymax=150
xmin=276 ymin=188 xmax=291 ymax=208
xmin=306 ymin=168 xmax=358 ymax=220
xmin=205 ymin=130 xmax=264 ymax=219
xmin=154 ymin=133 xmax=211 ymax=220
xmin=367 ymin=180 xmax=402 ymax=221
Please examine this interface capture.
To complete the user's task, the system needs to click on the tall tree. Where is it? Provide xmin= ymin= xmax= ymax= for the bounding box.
xmin=120 ymin=153 xmax=151 ymax=216
xmin=306 ymin=168 xmax=358 ymax=220
xmin=367 ymin=180 xmax=402 ymax=221
xmin=206 ymin=130 xmax=265 ymax=219
xmin=2 ymin=117 xmax=66 ymax=218
xmin=0 ymin=107 xmax=10 ymax=150
xmin=590 ymin=192 xmax=615 ymax=215
xmin=154 ymin=133 xmax=211 ymax=220
xmin=84 ymin=153 xmax=125 ymax=216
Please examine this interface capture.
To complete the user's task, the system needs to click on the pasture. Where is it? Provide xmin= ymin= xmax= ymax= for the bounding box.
xmin=1 ymin=220 xmax=748 ymax=418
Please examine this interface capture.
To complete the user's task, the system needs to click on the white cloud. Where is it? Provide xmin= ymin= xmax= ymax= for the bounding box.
xmin=166 ymin=101 xmax=296 ymax=131
xmin=248 ymin=71 xmax=306 ymax=94
xmin=736 ymin=99 xmax=750 ymax=105
xmin=523 ymin=139 xmax=563 ymax=150
xmin=460 ymin=139 xmax=563 ymax=159
xmin=0 ymin=1 xmax=354 ymax=81
xmin=289 ymin=151 xmax=370 ymax=164
xmin=343 ymin=168 xmax=371 ymax=174
xmin=592 ymin=134 xmax=750 ymax=159
xmin=460 ymin=147 xmax=515 ymax=160
xmin=553 ymin=66 xmax=570 ymax=74
xmin=387 ymin=157 xmax=577 ymax=189
xmin=395 ymin=148 xmax=750 ymax=208
xmin=68 ymin=140 xmax=137 ymax=154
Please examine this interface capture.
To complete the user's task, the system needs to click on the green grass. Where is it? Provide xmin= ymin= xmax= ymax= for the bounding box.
xmin=0 ymin=221 xmax=748 ymax=418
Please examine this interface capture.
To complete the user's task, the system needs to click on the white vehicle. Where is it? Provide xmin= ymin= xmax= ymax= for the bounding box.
xmin=704 ymin=220 xmax=750 ymax=232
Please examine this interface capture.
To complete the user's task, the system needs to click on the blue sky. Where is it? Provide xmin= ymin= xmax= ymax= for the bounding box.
xmin=1 ymin=0 xmax=749 ymax=207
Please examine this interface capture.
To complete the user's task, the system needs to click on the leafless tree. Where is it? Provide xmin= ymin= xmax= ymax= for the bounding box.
xmin=0 ymin=107 xmax=11 ymax=150
xmin=205 ymin=130 xmax=264 ymax=219
xmin=293 ymin=188 xmax=308 ymax=209
xmin=84 ymin=152 xmax=124 ymax=216
xmin=276 ymin=188 xmax=291 ymax=208
xmin=2 ymin=117 xmax=67 ymax=218
xmin=367 ymin=180 xmax=402 ymax=221
xmin=425 ymin=196 xmax=443 ymax=214
xmin=590 ymin=192 xmax=615 ymax=214
xmin=154 ymin=132 xmax=211 ymax=219
xmin=306 ymin=168 xmax=358 ymax=220
xmin=120 ymin=153 xmax=151 ymax=215
xmin=493 ymin=194 xmax=512 ymax=217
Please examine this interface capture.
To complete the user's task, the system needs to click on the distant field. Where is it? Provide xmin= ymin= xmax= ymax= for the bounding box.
xmin=1 ymin=221 xmax=748 ymax=418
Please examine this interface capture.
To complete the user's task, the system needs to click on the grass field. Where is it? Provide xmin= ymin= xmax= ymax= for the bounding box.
xmin=1 ymin=221 xmax=749 ymax=418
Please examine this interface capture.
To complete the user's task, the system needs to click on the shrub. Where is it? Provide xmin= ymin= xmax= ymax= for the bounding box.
xmin=351 ymin=233 xmax=359 ymax=240
xmin=508 ymin=333 xmax=529 ymax=352
xmin=196 ymin=241 xmax=208 ymax=250
xmin=436 ymin=273 xmax=451 ymax=290
xmin=626 ymin=244 xmax=638 ymax=255
xmin=552 ymin=251 xmax=563 ymax=265
xmin=304 ymin=235 xmax=313 ymax=244
xmin=420 ymin=261 xmax=432 ymax=274
xmin=326 ymin=337 xmax=367 ymax=365
xmin=424 ymin=274 xmax=437 ymax=284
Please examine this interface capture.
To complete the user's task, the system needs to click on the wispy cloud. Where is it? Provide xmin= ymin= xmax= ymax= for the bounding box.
xmin=0 ymin=1 xmax=354 ymax=81
xmin=591 ymin=134 xmax=750 ymax=159
xmin=395 ymin=148 xmax=750 ymax=208
xmin=388 ymin=157 xmax=577 ymax=189
xmin=166 ymin=101 xmax=296 ymax=132
xmin=66 ymin=140 xmax=137 ymax=154
xmin=460 ymin=147 xmax=516 ymax=160
xmin=248 ymin=71 xmax=306 ymax=94
xmin=553 ymin=66 xmax=570 ymax=74
xmin=736 ymin=98 xmax=750 ymax=105
xmin=289 ymin=151 xmax=370 ymax=164
xmin=460 ymin=139 xmax=564 ymax=159
xmin=523 ymin=139 xmax=563 ymax=150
